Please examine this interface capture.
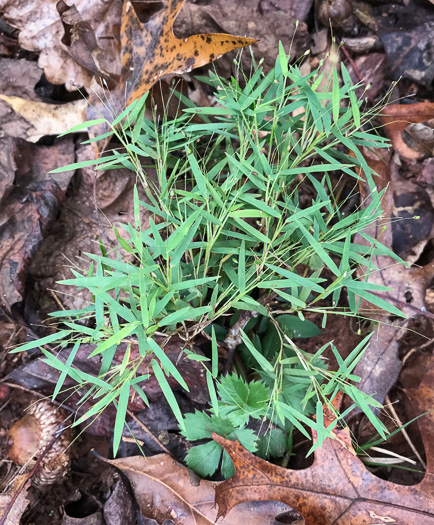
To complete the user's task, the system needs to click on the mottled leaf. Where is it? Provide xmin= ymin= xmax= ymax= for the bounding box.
xmin=214 ymin=359 xmax=434 ymax=525
xmin=88 ymin=0 xmax=256 ymax=151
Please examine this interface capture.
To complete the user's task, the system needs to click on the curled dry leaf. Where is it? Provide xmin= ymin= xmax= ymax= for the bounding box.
xmin=214 ymin=359 xmax=434 ymax=524
xmin=380 ymin=102 xmax=434 ymax=160
xmin=0 ymin=0 xmax=121 ymax=91
xmin=99 ymin=452 xmax=294 ymax=524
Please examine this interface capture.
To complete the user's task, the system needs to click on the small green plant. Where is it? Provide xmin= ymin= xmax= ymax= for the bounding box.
xmin=14 ymin=43 xmax=406 ymax=473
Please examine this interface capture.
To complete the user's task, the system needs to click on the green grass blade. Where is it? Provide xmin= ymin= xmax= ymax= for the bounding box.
xmin=152 ymin=361 xmax=186 ymax=431
xmin=112 ymin=382 xmax=130 ymax=456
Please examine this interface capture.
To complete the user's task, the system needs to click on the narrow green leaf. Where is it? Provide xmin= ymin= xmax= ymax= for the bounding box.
xmin=12 ymin=330 xmax=71 ymax=353
xmin=294 ymin=219 xmax=340 ymax=276
xmin=112 ymin=382 xmax=130 ymax=456
xmin=233 ymin=217 xmax=270 ymax=243
xmin=207 ymin=371 xmax=219 ymax=415
xmin=240 ymin=330 xmax=273 ymax=372
xmin=52 ymin=342 xmax=80 ymax=400
xmin=146 ymin=337 xmax=189 ymax=391
xmin=187 ymin=152 xmax=208 ymax=197
xmin=159 ymin=306 xmax=211 ymax=327
xmin=168 ymin=276 xmax=218 ymax=292
xmin=89 ymin=323 xmax=138 ymax=358
xmin=73 ymin=389 xmax=118 ymax=426
xmin=152 ymin=361 xmax=185 ymax=431
xmin=211 ymin=327 xmax=219 ymax=378
xmin=111 ymin=98 xmax=139 ymax=126
xmin=49 ymin=155 xmax=120 ymax=174
xmin=58 ymin=118 xmax=107 ymax=137
xmin=332 ymin=66 xmax=340 ymax=123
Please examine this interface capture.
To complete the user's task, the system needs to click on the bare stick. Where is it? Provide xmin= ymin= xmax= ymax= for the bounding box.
xmin=126 ymin=409 xmax=173 ymax=457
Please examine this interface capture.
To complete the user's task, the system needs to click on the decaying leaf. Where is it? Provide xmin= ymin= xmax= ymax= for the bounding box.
xmin=0 ymin=474 xmax=29 ymax=525
xmin=355 ymin=143 xmax=434 ymax=402
xmin=346 ymin=52 xmax=387 ymax=101
xmin=374 ymin=3 xmax=434 ymax=88
xmin=214 ymin=359 xmax=434 ymax=525
xmin=0 ymin=180 xmax=65 ymax=309
xmin=87 ymin=0 xmax=257 ymax=149
xmin=380 ymin=102 xmax=434 ymax=160
xmin=0 ymin=58 xmax=72 ymax=185
xmin=99 ymin=452 xmax=294 ymax=524
xmin=0 ymin=0 xmax=121 ymax=91
xmin=0 ymin=94 xmax=87 ymax=143
xmin=121 ymin=0 xmax=256 ymax=105
xmin=349 ymin=101 xmax=434 ymax=403
xmin=0 ymin=57 xmax=78 ymax=311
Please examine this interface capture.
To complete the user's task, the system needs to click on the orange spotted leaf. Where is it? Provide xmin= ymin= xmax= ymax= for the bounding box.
xmin=87 ymin=0 xmax=257 ymax=153
xmin=121 ymin=0 xmax=257 ymax=105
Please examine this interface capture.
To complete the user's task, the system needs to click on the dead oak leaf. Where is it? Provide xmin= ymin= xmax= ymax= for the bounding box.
xmin=97 ymin=453 xmax=292 ymax=524
xmin=87 ymin=0 xmax=257 ymax=151
xmin=214 ymin=431 xmax=434 ymax=524
xmin=120 ymin=0 xmax=257 ymax=105
xmin=214 ymin=360 xmax=434 ymax=525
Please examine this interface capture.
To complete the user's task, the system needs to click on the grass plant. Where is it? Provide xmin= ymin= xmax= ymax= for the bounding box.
xmin=14 ymin=43 xmax=406 ymax=477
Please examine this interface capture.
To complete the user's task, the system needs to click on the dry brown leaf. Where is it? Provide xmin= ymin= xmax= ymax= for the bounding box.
xmin=0 ymin=475 xmax=29 ymax=525
xmin=0 ymin=0 xmax=121 ymax=91
xmin=174 ymin=0 xmax=310 ymax=76
xmin=380 ymin=102 xmax=434 ymax=160
xmin=373 ymin=4 xmax=434 ymax=88
xmin=214 ymin=358 xmax=434 ymax=525
xmin=99 ymin=452 xmax=293 ymax=524
xmin=87 ymin=0 xmax=257 ymax=151
xmin=121 ymin=0 xmax=257 ymax=106
xmin=0 ymin=95 xmax=87 ymax=142
xmin=0 ymin=179 xmax=65 ymax=309
xmin=0 ymin=58 xmax=55 ymax=185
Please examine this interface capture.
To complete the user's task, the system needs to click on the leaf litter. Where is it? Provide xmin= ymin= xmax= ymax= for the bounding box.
xmin=350 ymin=106 xmax=434 ymax=406
xmin=98 ymin=452 xmax=294 ymax=525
